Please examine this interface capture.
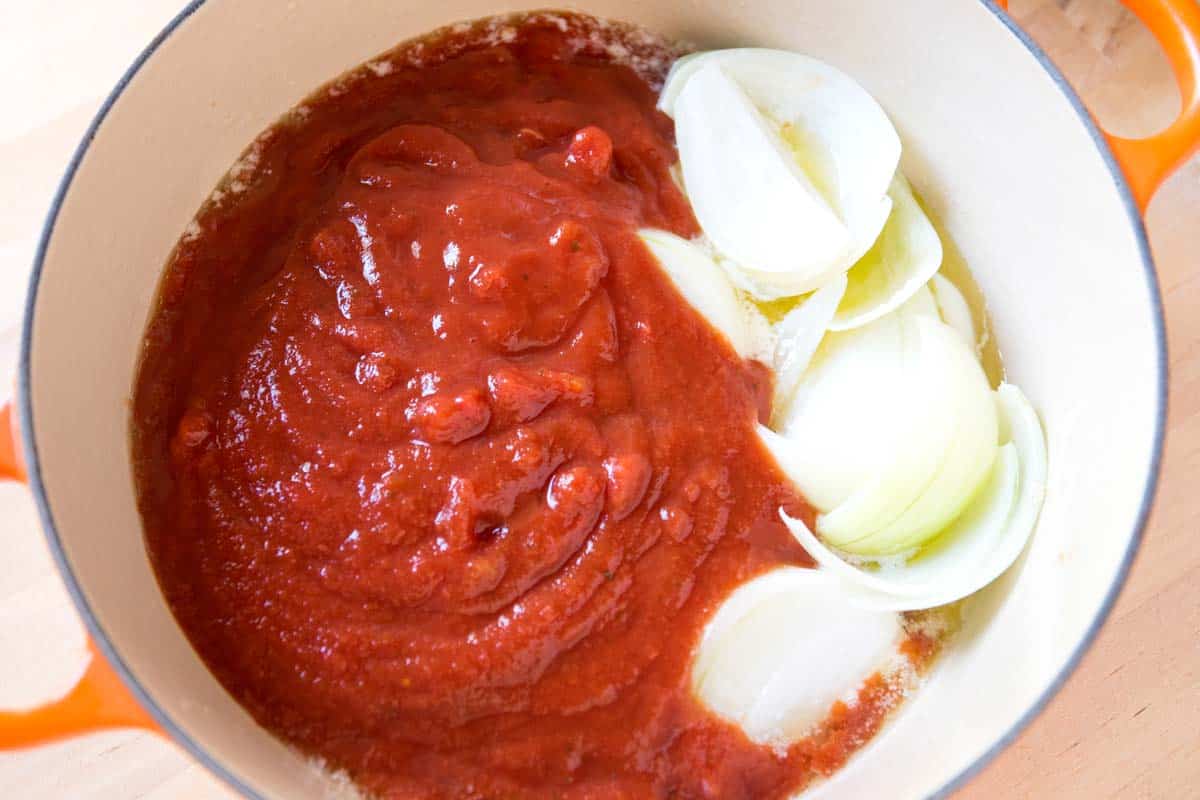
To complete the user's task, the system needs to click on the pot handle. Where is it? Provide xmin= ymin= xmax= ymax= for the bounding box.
xmin=0 ymin=402 xmax=24 ymax=482
xmin=998 ymin=0 xmax=1200 ymax=211
xmin=0 ymin=401 xmax=159 ymax=748
xmin=1110 ymin=0 xmax=1200 ymax=209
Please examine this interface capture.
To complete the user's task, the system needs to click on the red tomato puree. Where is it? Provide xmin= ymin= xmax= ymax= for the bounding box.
xmin=132 ymin=14 xmax=935 ymax=799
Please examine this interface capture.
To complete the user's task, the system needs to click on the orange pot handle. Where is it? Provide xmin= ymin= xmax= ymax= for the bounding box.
xmin=0 ymin=641 xmax=159 ymax=749
xmin=0 ymin=400 xmax=159 ymax=749
xmin=0 ymin=402 xmax=24 ymax=483
xmin=1108 ymin=0 xmax=1200 ymax=210
xmin=998 ymin=0 xmax=1200 ymax=211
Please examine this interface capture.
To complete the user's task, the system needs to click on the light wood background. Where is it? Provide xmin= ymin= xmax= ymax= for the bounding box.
xmin=0 ymin=0 xmax=1196 ymax=797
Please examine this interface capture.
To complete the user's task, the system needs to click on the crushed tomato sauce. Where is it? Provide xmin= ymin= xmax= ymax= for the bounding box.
xmin=132 ymin=14 xmax=936 ymax=799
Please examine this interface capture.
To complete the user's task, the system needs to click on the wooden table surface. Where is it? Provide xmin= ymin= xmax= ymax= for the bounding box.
xmin=1 ymin=0 xmax=1196 ymax=796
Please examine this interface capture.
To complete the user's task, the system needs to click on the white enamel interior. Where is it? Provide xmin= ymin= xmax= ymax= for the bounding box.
xmin=23 ymin=0 xmax=1162 ymax=798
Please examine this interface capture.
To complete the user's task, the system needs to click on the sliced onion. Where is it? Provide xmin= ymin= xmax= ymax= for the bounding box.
xmin=658 ymin=51 xmax=707 ymax=112
xmin=662 ymin=48 xmax=900 ymax=295
xmin=783 ymin=446 xmax=1018 ymax=596
xmin=823 ymin=318 xmax=998 ymax=554
xmin=759 ymin=310 xmax=914 ymax=513
xmin=929 ymin=273 xmax=977 ymax=351
xmin=658 ymin=46 xmax=1047 ymax=614
xmin=900 ymin=284 xmax=940 ymax=318
xmin=778 ymin=384 xmax=1045 ymax=611
xmin=638 ymin=229 xmax=767 ymax=360
xmin=830 ymin=173 xmax=943 ymax=331
xmin=674 ymin=65 xmax=851 ymax=298
xmin=763 ymin=311 xmax=998 ymax=554
xmin=658 ymin=51 xmax=715 ymax=114
xmin=758 ymin=309 xmax=1003 ymax=554
xmin=770 ymin=274 xmax=847 ymax=424
xmin=692 ymin=566 xmax=901 ymax=746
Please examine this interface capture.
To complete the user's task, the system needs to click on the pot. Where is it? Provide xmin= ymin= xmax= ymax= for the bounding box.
xmin=1 ymin=0 xmax=1196 ymax=797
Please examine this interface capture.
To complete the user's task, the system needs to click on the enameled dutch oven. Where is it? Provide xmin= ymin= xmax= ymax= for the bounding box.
xmin=1 ymin=0 xmax=1197 ymax=797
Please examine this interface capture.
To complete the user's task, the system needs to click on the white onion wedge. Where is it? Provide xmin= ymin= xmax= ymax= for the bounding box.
xmin=638 ymin=229 xmax=767 ymax=360
xmin=674 ymin=65 xmax=851 ymax=297
xmin=753 ymin=309 xmax=912 ymax=510
xmin=965 ymin=384 xmax=1048 ymax=592
xmin=806 ymin=317 xmax=965 ymax=550
xmin=929 ymin=273 xmax=977 ymax=351
xmin=770 ymin=273 xmax=847 ymax=424
xmin=658 ymin=51 xmax=712 ymax=114
xmin=830 ymin=174 xmax=943 ymax=331
xmin=662 ymin=48 xmax=900 ymax=292
xmin=783 ymin=446 xmax=1018 ymax=597
xmin=692 ymin=567 xmax=901 ymax=745
xmin=900 ymin=284 xmax=940 ymax=319
xmin=778 ymin=383 xmax=1045 ymax=611
xmin=763 ymin=311 xmax=998 ymax=554
xmin=769 ymin=284 xmax=938 ymax=442
xmin=824 ymin=318 xmax=998 ymax=553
